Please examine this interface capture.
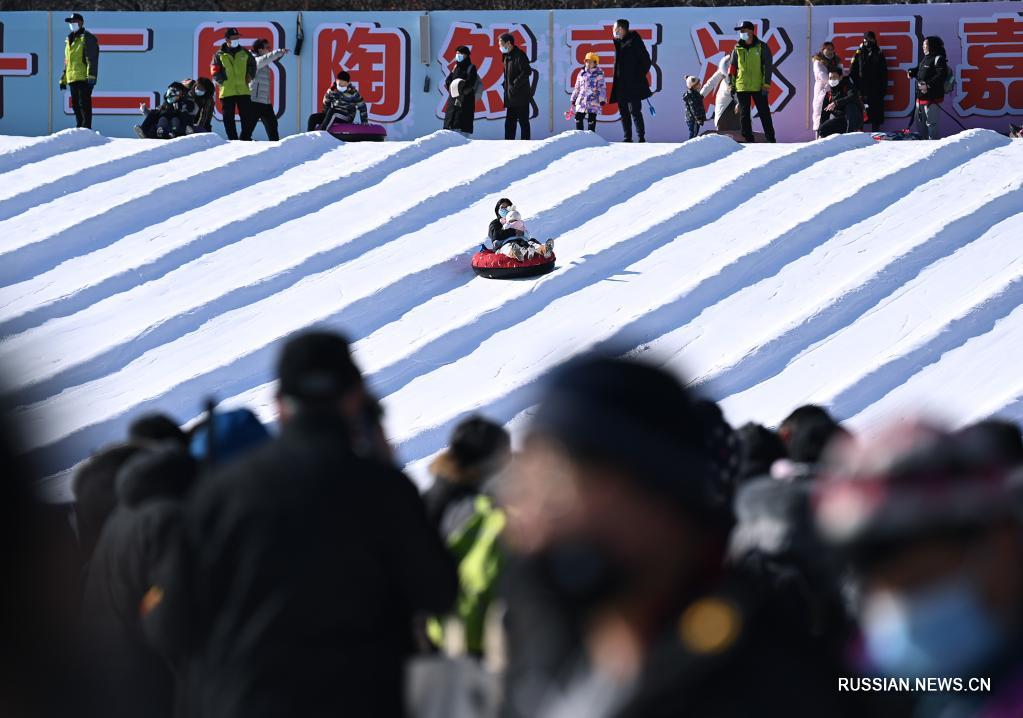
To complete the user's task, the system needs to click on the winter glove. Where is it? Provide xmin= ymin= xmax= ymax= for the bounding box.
xmin=60 ymin=82 xmax=67 ymax=90
xmin=87 ymin=77 xmax=96 ymax=86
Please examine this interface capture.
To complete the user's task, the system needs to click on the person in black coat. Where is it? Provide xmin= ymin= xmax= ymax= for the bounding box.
xmin=610 ymin=19 xmax=653 ymax=143
xmin=443 ymin=45 xmax=479 ymax=135
xmin=487 ymin=197 xmax=527 ymax=251
xmin=500 ymin=33 xmax=533 ymax=140
xmin=850 ymin=31 xmax=888 ymax=131
xmin=818 ymin=69 xmax=863 ymax=137
xmin=80 ymin=445 xmax=197 ymax=718
xmin=908 ymin=35 xmax=949 ymax=140
xmin=144 ymin=330 xmax=457 ymax=718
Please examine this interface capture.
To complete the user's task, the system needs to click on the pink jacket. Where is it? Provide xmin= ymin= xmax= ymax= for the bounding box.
xmin=570 ymin=66 xmax=607 ymax=114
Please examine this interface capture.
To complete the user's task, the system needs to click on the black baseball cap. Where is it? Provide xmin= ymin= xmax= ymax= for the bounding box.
xmin=276 ymin=330 xmax=363 ymax=403
xmin=734 ymin=21 xmax=756 ymax=32
xmin=64 ymin=12 xmax=84 ymax=23
xmin=224 ymin=27 xmax=241 ymax=39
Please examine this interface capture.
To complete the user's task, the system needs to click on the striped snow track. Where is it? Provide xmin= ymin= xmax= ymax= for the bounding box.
xmin=0 ymin=129 xmax=1020 ymax=494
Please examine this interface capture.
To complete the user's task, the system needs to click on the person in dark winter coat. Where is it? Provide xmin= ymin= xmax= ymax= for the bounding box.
xmin=81 ymin=446 xmax=198 ymax=718
xmin=728 ymin=21 xmax=776 ymax=143
xmin=850 ymin=31 xmax=888 ymax=132
xmin=500 ymin=33 xmax=533 ymax=140
xmin=59 ymin=13 xmax=99 ymax=129
xmin=817 ymin=69 xmax=863 ymax=138
xmin=501 ymin=355 xmax=856 ymax=718
xmin=908 ymin=36 xmax=949 ymax=140
xmin=610 ymin=19 xmax=653 ymax=143
xmin=443 ymin=45 xmax=479 ymax=135
xmin=488 ymin=197 xmax=526 ymax=249
xmin=683 ymin=75 xmax=707 ymax=139
xmin=735 ymin=422 xmax=788 ymax=484
xmin=144 ymin=330 xmax=457 ymax=718
xmin=72 ymin=443 xmax=150 ymax=566
xmin=423 ymin=415 xmax=511 ymax=657
xmin=211 ymin=27 xmax=257 ymax=141
xmin=307 ymin=71 xmax=369 ymax=132
xmin=187 ymin=77 xmax=216 ymax=132
xmin=156 ymin=82 xmax=198 ymax=138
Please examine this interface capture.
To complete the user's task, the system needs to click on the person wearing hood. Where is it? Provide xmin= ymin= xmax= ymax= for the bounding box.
xmin=683 ymin=75 xmax=707 ymax=139
xmin=570 ymin=52 xmax=607 ymax=133
xmin=728 ymin=21 xmax=776 ymax=143
xmin=817 ymin=68 xmax=863 ymax=138
xmin=908 ymin=36 xmax=949 ymax=140
xmin=444 ymin=45 xmax=479 ymax=135
xmin=816 ymin=423 xmax=1023 ymax=717
xmin=81 ymin=445 xmax=198 ymax=718
xmin=210 ymin=28 xmax=257 ymax=141
xmin=249 ymin=39 xmax=288 ymax=141
xmin=812 ymin=42 xmax=842 ymax=135
xmin=850 ymin=32 xmax=888 ymax=132
xmin=700 ymin=53 xmax=739 ymax=133
xmin=610 ymin=19 xmax=653 ymax=143
xmin=500 ymin=33 xmax=533 ymax=140
xmin=59 ymin=13 xmax=99 ymax=129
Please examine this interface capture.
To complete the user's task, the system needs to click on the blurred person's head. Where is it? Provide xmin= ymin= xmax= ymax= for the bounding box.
xmin=72 ymin=443 xmax=149 ymax=561
xmin=506 ymin=355 xmax=732 ymax=633
xmin=778 ymin=404 xmax=849 ymax=465
xmin=613 ymin=19 xmax=629 ymax=39
xmin=128 ymin=413 xmax=187 ymax=448
xmin=117 ymin=444 xmax=198 ymax=507
xmin=735 ymin=422 xmax=788 ymax=483
xmin=815 ymin=422 xmax=1023 ymax=679
xmin=275 ymin=330 xmax=390 ymax=462
xmin=956 ymin=419 xmax=1023 ymax=468
xmin=189 ymin=407 xmax=271 ymax=468
xmin=431 ymin=415 xmax=511 ymax=487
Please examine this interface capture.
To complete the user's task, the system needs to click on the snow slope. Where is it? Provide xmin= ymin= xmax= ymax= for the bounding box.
xmin=1 ymin=128 xmax=1021 ymax=498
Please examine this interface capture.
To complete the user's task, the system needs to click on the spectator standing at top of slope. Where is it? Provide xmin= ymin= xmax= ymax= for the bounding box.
xmin=908 ymin=36 xmax=949 ymax=140
xmin=59 ymin=13 xmax=99 ymax=129
xmin=817 ymin=69 xmax=863 ymax=138
xmin=701 ymin=53 xmax=739 ymax=132
xmin=683 ymin=75 xmax=707 ymax=139
xmin=443 ymin=45 xmax=479 ymax=135
xmin=850 ymin=31 xmax=888 ymax=132
xmin=811 ymin=42 xmax=842 ymax=135
xmin=211 ymin=28 xmax=257 ymax=141
xmin=500 ymin=33 xmax=533 ymax=140
xmin=143 ymin=330 xmax=456 ymax=718
xmin=249 ymin=39 xmax=288 ymax=141
xmin=610 ymin=19 xmax=652 ymax=143
xmin=307 ymin=71 xmax=368 ymax=132
xmin=187 ymin=77 xmax=216 ymax=133
xmin=728 ymin=21 xmax=777 ymax=143
xmin=569 ymin=52 xmax=606 ymax=133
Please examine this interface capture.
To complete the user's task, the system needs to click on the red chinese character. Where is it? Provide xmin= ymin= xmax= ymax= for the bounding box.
xmin=194 ymin=22 xmax=285 ymax=121
xmin=314 ymin=22 xmax=410 ymax=122
xmin=829 ymin=17 xmax=921 ymax=117
xmin=691 ymin=20 xmax=795 ymax=113
xmin=435 ymin=22 xmax=536 ymax=120
xmin=0 ymin=21 xmax=39 ymax=119
xmin=565 ymin=23 xmax=661 ymax=119
xmin=957 ymin=14 xmax=1023 ymax=117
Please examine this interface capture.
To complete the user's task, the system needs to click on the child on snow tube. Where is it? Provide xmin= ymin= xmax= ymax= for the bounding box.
xmin=487 ymin=198 xmax=552 ymax=261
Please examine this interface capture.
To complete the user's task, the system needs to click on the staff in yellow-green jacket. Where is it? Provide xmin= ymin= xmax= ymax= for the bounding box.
xmin=59 ymin=13 xmax=99 ymax=129
xmin=727 ymin=20 xmax=777 ymax=143
xmin=210 ymin=27 xmax=257 ymax=140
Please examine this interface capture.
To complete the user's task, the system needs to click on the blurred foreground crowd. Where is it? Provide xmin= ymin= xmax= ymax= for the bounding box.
xmin=3 ymin=329 xmax=1023 ymax=718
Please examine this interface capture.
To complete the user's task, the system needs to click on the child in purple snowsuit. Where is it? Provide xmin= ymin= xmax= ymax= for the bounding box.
xmin=570 ymin=52 xmax=607 ymax=132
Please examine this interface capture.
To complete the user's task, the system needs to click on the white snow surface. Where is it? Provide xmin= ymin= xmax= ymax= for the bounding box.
xmin=1 ymin=128 xmax=1022 ymax=500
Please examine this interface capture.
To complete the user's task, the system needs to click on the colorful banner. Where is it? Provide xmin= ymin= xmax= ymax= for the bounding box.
xmin=0 ymin=4 xmax=1020 ymax=142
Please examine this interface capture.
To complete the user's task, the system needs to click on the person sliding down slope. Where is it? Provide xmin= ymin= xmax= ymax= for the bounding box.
xmin=496 ymin=207 xmax=553 ymax=262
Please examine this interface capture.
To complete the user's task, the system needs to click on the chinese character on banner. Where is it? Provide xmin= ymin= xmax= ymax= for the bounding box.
xmin=436 ymin=22 xmax=537 ymax=120
xmin=829 ymin=17 xmax=921 ymax=118
xmin=314 ymin=23 xmax=410 ymax=122
xmin=194 ymin=22 xmax=286 ymax=121
xmin=0 ymin=22 xmax=39 ymax=119
xmin=691 ymin=20 xmax=795 ymax=115
xmin=565 ymin=23 xmax=661 ymax=120
xmin=956 ymin=14 xmax=1023 ymax=117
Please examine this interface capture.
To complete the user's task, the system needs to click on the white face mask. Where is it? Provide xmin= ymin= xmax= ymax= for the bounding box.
xmin=336 ymin=82 xmax=349 ymax=91
xmin=455 ymin=53 xmax=465 ymax=63
xmin=226 ymin=39 xmax=235 ymax=48
xmin=68 ymin=23 xmax=81 ymax=32
xmin=828 ymin=78 xmax=840 ymax=87
xmin=739 ymin=32 xmax=750 ymax=42
xmin=194 ymin=88 xmax=205 ymax=96
xmin=500 ymin=45 xmax=510 ymax=54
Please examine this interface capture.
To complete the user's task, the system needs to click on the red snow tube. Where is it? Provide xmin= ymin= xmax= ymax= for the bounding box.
xmin=471 ymin=248 xmax=556 ymax=279
xmin=326 ymin=121 xmax=387 ymax=142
